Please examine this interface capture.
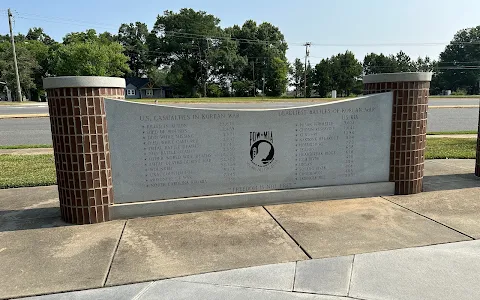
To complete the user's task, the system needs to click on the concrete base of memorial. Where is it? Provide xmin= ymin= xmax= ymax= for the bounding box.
xmin=110 ymin=182 xmax=395 ymax=219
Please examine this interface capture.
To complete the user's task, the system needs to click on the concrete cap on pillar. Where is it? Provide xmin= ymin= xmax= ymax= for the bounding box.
xmin=363 ymin=72 xmax=433 ymax=84
xmin=43 ymin=76 xmax=126 ymax=89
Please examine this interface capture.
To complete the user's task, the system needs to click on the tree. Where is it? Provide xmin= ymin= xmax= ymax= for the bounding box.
xmin=303 ymin=62 xmax=314 ymax=97
xmin=22 ymin=40 xmax=54 ymax=99
xmin=435 ymin=26 xmax=480 ymax=94
xmin=52 ymin=41 xmax=130 ymax=76
xmin=264 ymin=56 xmax=289 ymax=96
xmin=0 ymin=42 xmax=39 ymax=100
xmin=311 ymin=51 xmax=361 ymax=97
xmin=118 ymin=22 xmax=151 ymax=77
xmin=147 ymin=67 xmax=168 ymax=86
xmin=395 ymin=50 xmax=414 ymax=72
xmin=148 ymin=9 xmax=223 ymax=96
xmin=227 ymin=20 xmax=289 ymax=96
xmin=332 ymin=51 xmax=362 ymax=96
xmin=26 ymin=27 xmax=55 ymax=45
xmin=363 ymin=53 xmax=398 ymax=75
xmin=63 ymin=29 xmax=99 ymax=44
xmin=290 ymin=58 xmax=304 ymax=97
xmin=313 ymin=58 xmax=333 ymax=97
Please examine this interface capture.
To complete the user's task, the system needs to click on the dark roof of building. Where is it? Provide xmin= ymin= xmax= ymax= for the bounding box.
xmin=125 ymin=77 xmax=150 ymax=89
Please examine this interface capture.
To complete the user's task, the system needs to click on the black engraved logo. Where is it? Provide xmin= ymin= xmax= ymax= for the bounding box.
xmin=250 ymin=131 xmax=275 ymax=167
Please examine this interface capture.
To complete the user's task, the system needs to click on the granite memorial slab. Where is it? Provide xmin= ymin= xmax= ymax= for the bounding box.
xmin=105 ymin=93 xmax=393 ymax=205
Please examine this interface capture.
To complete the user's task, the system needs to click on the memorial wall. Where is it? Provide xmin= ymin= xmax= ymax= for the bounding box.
xmin=106 ymin=93 xmax=393 ymax=204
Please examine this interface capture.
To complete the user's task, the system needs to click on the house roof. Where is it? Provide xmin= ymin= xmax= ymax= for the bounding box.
xmin=125 ymin=77 xmax=150 ymax=89
xmin=125 ymin=77 xmax=171 ymax=90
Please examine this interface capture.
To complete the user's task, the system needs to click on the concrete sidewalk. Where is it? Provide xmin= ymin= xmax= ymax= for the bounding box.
xmin=0 ymin=148 xmax=53 ymax=155
xmin=17 ymin=239 xmax=480 ymax=300
xmin=1 ymin=159 xmax=479 ymax=299
xmin=427 ymin=134 xmax=477 ymax=139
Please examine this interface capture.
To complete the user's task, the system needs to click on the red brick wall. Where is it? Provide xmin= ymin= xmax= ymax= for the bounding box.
xmin=46 ymin=87 xmax=124 ymax=224
xmin=364 ymin=81 xmax=430 ymax=194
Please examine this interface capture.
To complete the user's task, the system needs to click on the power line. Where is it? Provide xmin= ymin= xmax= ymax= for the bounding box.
xmin=14 ymin=11 xmax=480 ymax=48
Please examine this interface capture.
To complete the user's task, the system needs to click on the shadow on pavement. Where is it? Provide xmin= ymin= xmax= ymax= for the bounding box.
xmin=423 ymin=174 xmax=480 ymax=192
xmin=0 ymin=207 xmax=70 ymax=233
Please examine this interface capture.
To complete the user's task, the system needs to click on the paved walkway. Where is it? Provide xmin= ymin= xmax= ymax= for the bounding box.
xmin=0 ymin=159 xmax=479 ymax=299
xmin=427 ymin=134 xmax=477 ymax=139
xmin=17 ymin=239 xmax=480 ymax=300
xmin=0 ymin=148 xmax=53 ymax=155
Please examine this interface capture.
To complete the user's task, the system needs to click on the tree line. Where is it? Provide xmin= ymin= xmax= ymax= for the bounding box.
xmin=1 ymin=8 xmax=480 ymax=100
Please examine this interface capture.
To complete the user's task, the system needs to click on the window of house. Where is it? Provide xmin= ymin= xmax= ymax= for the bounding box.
xmin=146 ymin=89 xmax=153 ymax=96
xmin=127 ymin=89 xmax=136 ymax=96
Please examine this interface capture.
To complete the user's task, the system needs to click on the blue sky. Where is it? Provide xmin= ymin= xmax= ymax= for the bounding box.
xmin=1 ymin=0 xmax=480 ymax=65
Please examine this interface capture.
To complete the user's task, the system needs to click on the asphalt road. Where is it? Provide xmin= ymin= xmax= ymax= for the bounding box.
xmin=0 ymin=99 xmax=478 ymax=146
xmin=0 ymin=98 xmax=478 ymax=115
xmin=0 ymin=118 xmax=52 ymax=145
xmin=0 ymin=103 xmax=49 ymax=115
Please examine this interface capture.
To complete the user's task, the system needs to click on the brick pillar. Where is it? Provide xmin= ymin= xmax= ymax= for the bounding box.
xmin=476 ymin=105 xmax=480 ymax=176
xmin=43 ymin=76 xmax=125 ymax=224
xmin=363 ymin=72 xmax=432 ymax=195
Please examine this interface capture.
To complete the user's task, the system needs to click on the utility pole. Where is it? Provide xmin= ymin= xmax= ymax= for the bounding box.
xmin=262 ymin=58 xmax=266 ymax=98
xmin=252 ymin=60 xmax=255 ymax=97
xmin=8 ymin=9 xmax=22 ymax=102
xmin=303 ymin=42 xmax=311 ymax=98
xmin=203 ymin=38 xmax=209 ymax=98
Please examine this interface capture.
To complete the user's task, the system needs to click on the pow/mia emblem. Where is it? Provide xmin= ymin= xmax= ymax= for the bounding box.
xmin=250 ymin=131 xmax=275 ymax=167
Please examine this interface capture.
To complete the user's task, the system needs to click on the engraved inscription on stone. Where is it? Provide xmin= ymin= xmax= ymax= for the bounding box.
xmin=105 ymin=93 xmax=393 ymax=203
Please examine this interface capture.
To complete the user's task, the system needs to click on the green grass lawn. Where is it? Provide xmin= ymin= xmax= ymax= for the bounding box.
xmin=0 ymin=138 xmax=477 ymax=188
xmin=425 ymin=138 xmax=477 ymax=159
xmin=0 ymin=154 xmax=56 ymax=189
xmin=0 ymin=144 xmax=52 ymax=149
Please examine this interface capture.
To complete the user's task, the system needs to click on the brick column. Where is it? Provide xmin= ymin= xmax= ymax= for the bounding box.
xmin=43 ymin=76 xmax=125 ymax=224
xmin=363 ymin=72 xmax=432 ymax=195
xmin=476 ymin=105 xmax=480 ymax=176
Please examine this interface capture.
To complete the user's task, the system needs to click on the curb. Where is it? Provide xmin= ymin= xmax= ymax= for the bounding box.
xmin=429 ymin=105 xmax=479 ymax=109
xmin=0 ymin=114 xmax=49 ymax=119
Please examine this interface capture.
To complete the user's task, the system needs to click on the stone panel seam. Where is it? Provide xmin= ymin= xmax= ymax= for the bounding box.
xmin=261 ymin=206 xmax=312 ymax=259
xmin=131 ymin=281 xmax=156 ymax=300
xmin=380 ymin=196 xmax=475 ymax=240
xmin=346 ymin=254 xmax=355 ymax=297
xmin=102 ymin=220 xmax=127 ymax=286
xmin=292 ymin=261 xmax=298 ymax=292
xmin=291 ymin=290 xmax=367 ymax=300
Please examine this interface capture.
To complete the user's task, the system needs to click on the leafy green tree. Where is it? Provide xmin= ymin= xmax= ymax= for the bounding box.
xmin=330 ymin=51 xmax=362 ymax=96
xmin=227 ymin=20 xmax=289 ymax=96
xmin=149 ymin=9 xmax=223 ymax=96
xmin=147 ymin=67 xmax=169 ymax=86
xmin=435 ymin=26 xmax=480 ymax=94
xmin=63 ymin=29 xmax=99 ymax=44
xmin=52 ymin=41 xmax=130 ymax=76
xmin=290 ymin=58 xmax=304 ymax=97
xmin=395 ymin=51 xmax=414 ymax=72
xmin=264 ymin=56 xmax=288 ymax=96
xmin=118 ymin=22 xmax=151 ymax=77
xmin=363 ymin=53 xmax=398 ymax=74
xmin=303 ymin=62 xmax=314 ymax=97
xmin=232 ymin=80 xmax=253 ymax=97
xmin=0 ymin=42 xmax=39 ymax=99
xmin=313 ymin=58 xmax=333 ymax=97
xmin=26 ymin=27 xmax=55 ymax=45
xmin=22 ymin=40 xmax=53 ymax=99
